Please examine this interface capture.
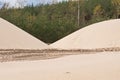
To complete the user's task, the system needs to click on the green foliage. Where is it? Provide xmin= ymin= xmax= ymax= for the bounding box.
xmin=0 ymin=0 xmax=119 ymax=43
xmin=112 ymin=0 xmax=120 ymax=17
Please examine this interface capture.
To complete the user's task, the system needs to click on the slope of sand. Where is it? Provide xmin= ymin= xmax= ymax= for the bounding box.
xmin=0 ymin=52 xmax=120 ymax=80
xmin=0 ymin=18 xmax=49 ymax=49
xmin=50 ymin=19 xmax=120 ymax=49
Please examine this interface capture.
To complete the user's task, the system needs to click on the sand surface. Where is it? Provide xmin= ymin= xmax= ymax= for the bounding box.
xmin=0 ymin=18 xmax=49 ymax=49
xmin=0 ymin=52 xmax=120 ymax=80
xmin=50 ymin=19 xmax=120 ymax=49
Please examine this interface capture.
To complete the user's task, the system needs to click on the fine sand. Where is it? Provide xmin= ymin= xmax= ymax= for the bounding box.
xmin=0 ymin=18 xmax=49 ymax=49
xmin=50 ymin=19 xmax=120 ymax=49
xmin=0 ymin=52 xmax=120 ymax=80
xmin=0 ymin=17 xmax=120 ymax=80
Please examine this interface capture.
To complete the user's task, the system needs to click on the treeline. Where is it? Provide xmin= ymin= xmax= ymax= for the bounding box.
xmin=0 ymin=0 xmax=120 ymax=43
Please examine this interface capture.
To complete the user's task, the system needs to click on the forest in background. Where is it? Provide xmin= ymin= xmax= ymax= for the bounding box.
xmin=0 ymin=0 xmax=120 ymax=43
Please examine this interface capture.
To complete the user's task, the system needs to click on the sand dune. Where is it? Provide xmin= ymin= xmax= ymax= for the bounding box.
xmin=0 ymin=52 xmax=120 ymax=80
xmin=0 ymin=18 xmax=49 ymax=49
xmin=50 ymin=19 xmax=120 ymax=49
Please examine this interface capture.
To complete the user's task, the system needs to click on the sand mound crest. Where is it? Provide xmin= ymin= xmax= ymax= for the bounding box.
xmin=0 ymin=18 xmax=49 ymax=49
xmin=50 ymin=19 xmax=120 ymax=49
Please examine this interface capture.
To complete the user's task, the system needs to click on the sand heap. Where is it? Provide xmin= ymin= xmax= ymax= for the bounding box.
xmin=0 ymin=18 xmax=49 ymax=49
xmin=50 ymin=19 xmax=120 ymax=49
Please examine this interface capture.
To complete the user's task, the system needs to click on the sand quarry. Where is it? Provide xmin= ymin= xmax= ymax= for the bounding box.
xmin=0 ymin=18 xmax=120 ymax=80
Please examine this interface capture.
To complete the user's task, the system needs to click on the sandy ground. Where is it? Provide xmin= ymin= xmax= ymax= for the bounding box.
xmin=50 ymin=19 xmax=120 ymax=49
xmin=0 ymin=18 xmax=49 ymax=49
xmin=0 ymin=52 xmax=120 ymax=80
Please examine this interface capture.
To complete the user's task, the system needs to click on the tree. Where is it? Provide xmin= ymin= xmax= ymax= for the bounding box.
xmin=1 ymin=2 xmax=9 ymax=9
xmin=16 ymin=0 xmax=27 ymax=8
xmin=0 ymin=0 xmax=119 ymax=43
xmin=93 ymin=4 xmax=104 ymax=16
xmin=52 ymin=0 xmax=58 ymax=4
xmin=112 ymin=0 xmax=120 ymax=18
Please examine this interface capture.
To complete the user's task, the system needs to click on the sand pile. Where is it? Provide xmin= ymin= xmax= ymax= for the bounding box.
xmin=0 ymin=18 xmax=49 ymax=49
xmin=0 ymin=52 xmax=120 ymax=80
xmin=50 ymin=19 xmax=120 ymax=49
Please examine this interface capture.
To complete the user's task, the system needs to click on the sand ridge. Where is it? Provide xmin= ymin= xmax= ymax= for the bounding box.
xmin=0 ymin=18 xmax=49 ymax=49
xmin=50 ymin=19 xmax=120 ymax=49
